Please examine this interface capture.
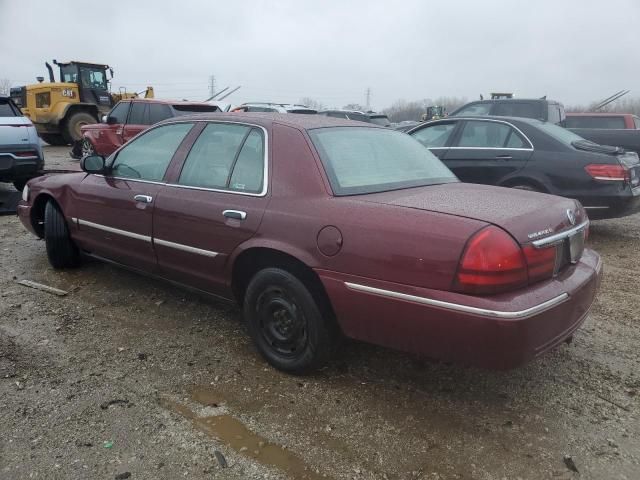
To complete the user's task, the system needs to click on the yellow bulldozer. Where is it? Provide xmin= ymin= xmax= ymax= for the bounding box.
xmin=9 ymin=60 xmax=153 ymax=146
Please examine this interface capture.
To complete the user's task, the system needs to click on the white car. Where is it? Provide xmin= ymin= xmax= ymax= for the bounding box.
xmin=0 ymin=96 xmax=44 ymax=191
xmin=231 ymin=102 xmax=317 ymax=114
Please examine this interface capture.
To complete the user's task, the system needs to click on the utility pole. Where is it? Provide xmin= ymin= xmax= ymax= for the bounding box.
xmin=209 ymin=75 xmax=216 ymax=98
xmin=365 ymin=87 xmax=371 ymax=111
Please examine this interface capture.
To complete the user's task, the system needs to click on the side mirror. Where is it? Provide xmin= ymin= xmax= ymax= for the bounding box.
xmin=81 ymin=155 xmax=106 ymax=174
xmin=106 ymin=116 xmax=117 ymax=125
xmin=101 ymin=115 xmax=108 ymax=123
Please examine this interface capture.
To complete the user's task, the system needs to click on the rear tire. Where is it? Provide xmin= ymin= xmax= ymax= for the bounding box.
xmin=243 ymin=268 xmax=336 ymax=374
xmin=63 ymin=112 xmax=97 ymax=144
xmin=44 ymin=201 xmax=80 ymax=269
xmin=41 ymin=133 xmax=68 ymax=146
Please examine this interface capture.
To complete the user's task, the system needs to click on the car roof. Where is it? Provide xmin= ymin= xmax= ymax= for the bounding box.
xmin=126 ymin=98 xmax=216 ymax=106
xmin=566 ymin=112 xmax=632 ymax=117
xmin=242 ymin=102 xmax=314 ymax=108
xmin=160 ymin=112 xmax=387 ymax=130
xmin=424 ymin=115 xmax=547 ymax=127
xmin=319 ymin=109 xmax=387 ymax=117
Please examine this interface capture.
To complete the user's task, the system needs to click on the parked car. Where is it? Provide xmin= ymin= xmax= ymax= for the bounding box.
xmin=0 ymin=95 xmax=44 ymax=191
xmin=78 ymin=98 xmax=221 ymax=157
xmin=231 ymin=103 xmax=317 ymax=114
xmin=18 ymin=113 xmax=601 ymax=373
xmin=318 ymin=109 xmax=391 ymax=126
xmin=393 ymin=120 xmax=421 ymax=132
xmin=408 ymin=116 xmax=640 ymax=219
xmin=565 ymin=113 xmax=640 ymax=158
xmin=451 ymin=98 xmax=566 ymax=126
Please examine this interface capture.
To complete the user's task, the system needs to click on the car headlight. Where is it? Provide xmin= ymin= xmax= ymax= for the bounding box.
xmin=22 ymin=184 xmax=29 ymax=202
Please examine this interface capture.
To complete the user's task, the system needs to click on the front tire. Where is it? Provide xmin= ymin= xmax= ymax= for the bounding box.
xmin=80 ymin=138 xmax=96 ymax=158
xmin=63 ymin=112 xmax=97 ymax=143
xmin=44 ymin=201 xmax=80 ymax=269
xmin=243 ymin=268 xmax=335 ymax=373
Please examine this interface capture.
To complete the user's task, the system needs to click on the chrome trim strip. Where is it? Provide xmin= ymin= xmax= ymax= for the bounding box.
xmin=93 ymin=174 xmax=166 ymax=186
xmin=344 ymin=282 xmax=569 ymax=319
xmin=584 ymin=206 xmax=609 ymax=210
xmin=77 ymin=219 xmax=152 ymax=242
xmin=531 ymin=220 xmax=589 ymax=248
xmin=153 ymin=238 xmax=219 ymax=258
xmin=1 ymin=153 xmax=39 ymax=160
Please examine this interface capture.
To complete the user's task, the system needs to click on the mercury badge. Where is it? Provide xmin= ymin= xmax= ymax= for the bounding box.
xmin=566 ymin=209 xmax=576 ymax=226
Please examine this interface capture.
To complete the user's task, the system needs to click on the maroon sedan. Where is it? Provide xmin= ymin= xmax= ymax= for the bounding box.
xmin=18 ymin=113 xmax=602 ymax=373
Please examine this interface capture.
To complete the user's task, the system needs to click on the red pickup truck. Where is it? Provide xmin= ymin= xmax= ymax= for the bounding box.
xmin=78 ymin=98 xmax=220 ymax=157
xmin=566 ymin=113 xmax=640 ymax=129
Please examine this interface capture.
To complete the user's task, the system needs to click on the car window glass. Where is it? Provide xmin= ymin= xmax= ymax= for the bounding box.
xmin=178 ymin=123 xmax=251 ymax=189
xmin=455 ymin=103 xmax=492 ymax=116
xmin=493 ymin=102 xmax=541 ymax=119
xmin=565 ymin=116 xmax=626 ymax=129
xmin=148 ymin=103 xmax=173 ymax=124
xmin=128 ymin=102 xmax=149 ymax=125
xmin=505 ymin=129 xmax=527 ymax=148
xmin=229 ymin=129 xmax=265 ymax=193
xmin=411 ymin=123 xmax=456 ymax=148
xmin=111 ymin=123 xmax=193 ymax=181
xmin=547 ymin=105 xmax=561 ymax=124
xmin=457 ymin=121 xmax=511 ymax=148
xmin=247 ymin=106 xmax=276 ymax=112
xmin=0 ymin=100 xmax=18 ymax=117
xmin=635 ymin=117 xmax=640 ymax=129
xmin=108 ymin=102 xmax=130 ymax=124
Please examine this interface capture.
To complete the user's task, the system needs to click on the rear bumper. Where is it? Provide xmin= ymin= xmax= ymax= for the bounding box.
xmin=0 ymin=147 xmax=44 ymax=182
xmin=578 ymin=185 xmax=640 ymax=219
xmin=317 ymin=249 xmax=602 ymax=369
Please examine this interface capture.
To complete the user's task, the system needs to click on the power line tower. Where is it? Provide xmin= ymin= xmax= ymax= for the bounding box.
xmin=365 ymin=87 xmax=371 ymax=111
xmin=209 ymin=75 xmax=217 ymax=98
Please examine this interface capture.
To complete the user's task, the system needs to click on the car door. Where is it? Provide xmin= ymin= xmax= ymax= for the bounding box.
xmin=409 ymin=120 xmax=459 ymax=160
xmin=442 ymin=119 xmax=533 ymax=184
xmin=71 ymin=122 xmax=195 ymax=272
xmin=153 ymin=122 xmax=269 ymax=295
xmin=121 ymin=101 xmax=150 ymax=143
xmin=97 ymin=101 xmax=130 ymax=154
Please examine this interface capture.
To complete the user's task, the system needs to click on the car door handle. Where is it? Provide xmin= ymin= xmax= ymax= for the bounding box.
xmin=495 ymin=154 xmax=512 ymax=160
xmin=223 ymin=210 xmax=247 ymax=220
xmin=134 ymin=195 xmax=153 ymax=204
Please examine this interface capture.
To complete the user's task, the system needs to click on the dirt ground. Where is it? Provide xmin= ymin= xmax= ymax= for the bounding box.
xmin=1 ymin=146 xmax=638 ymax=480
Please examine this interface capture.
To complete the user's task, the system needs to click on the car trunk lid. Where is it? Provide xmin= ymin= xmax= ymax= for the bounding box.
xmin=357 ymin=183 xmax=586 ymax=246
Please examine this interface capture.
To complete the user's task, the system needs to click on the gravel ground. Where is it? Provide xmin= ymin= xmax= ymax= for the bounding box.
xmin=0 ymin=146 xmax=638 ymax=480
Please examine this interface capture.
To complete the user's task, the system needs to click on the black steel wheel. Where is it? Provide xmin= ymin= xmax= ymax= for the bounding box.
xmin=244 ymin=267 xmax=335 ymax=373
xmin=81 ymin=138 xmax=96 ymax=158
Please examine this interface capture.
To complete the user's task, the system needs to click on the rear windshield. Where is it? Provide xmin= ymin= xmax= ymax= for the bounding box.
xmin=536 ymin=121 xmax=586 ymax=145
xmin=287 ymin=109 xmax=317 ymax=114
xmin=493 ymin=102 xmax=543 ymax=120
xmin=565 ymin=116 xmax=626 ymax=129
xmin=0 ymin=98 xmax=20 ymax=117
xmin=369 ymin=115 xmax=390 ymax=126
xmin=172 ymin=104 xmax=220 ymax=115
xmin=309 ymin=127 xmax=457 ymax=195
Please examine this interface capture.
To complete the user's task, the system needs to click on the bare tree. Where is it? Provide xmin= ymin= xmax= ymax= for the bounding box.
xmin=298 ymin=97 xmax=325 ymax=111
xmin=0 ymin=78 xmax=11 ymax=95
xmin=342 ymin=103 xmax=366 ymax=111
xmin=567 ymin=96 xmax=640 ymax=115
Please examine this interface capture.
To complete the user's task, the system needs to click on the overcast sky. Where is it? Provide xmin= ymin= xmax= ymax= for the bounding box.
xmin=1 ymin=0 xmax=638 ymax=110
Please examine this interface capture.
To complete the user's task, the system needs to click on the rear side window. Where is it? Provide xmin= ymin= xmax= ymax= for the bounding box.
xmin=454 ymin=103 xmax=492 ymax=116
xmin=128 ymin=102 xmax=149 ymax=125
xmin=411 ymin=123 xmax=456 ymax=148
xmin=493 ymin=102 xmax=542 ymax=120
xmin=457 ymin=120 xmax=526 ymax=148
xmin=149 ymin=103 xmax=173 ymax=124
xmin=108 ymin=102 xmax=130 ymax=124
xmin=0 ymin=99 xmax=19 ymax=117
xmin=178 ymin=123 xmax=265 ymax=193
xmin=565 ymin=116 xmax=626 ymax=129
xmin=111 ymin=123 xmax=194 ymax=181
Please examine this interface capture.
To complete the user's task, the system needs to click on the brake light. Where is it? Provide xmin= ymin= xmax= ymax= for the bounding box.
xmin=14 ymin=151 xmax=37 ymax=157
xmin=522 ymin=244 xmax=556 ymax=283
xmin=454 ymin=226 xmax=528 ymax=295
xmin=585 ymin=164 xmax=630 ymax=182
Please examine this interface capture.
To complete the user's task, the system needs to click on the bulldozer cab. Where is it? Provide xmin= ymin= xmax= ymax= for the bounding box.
xmin=55 ymin=61 xmax=113 ymax=108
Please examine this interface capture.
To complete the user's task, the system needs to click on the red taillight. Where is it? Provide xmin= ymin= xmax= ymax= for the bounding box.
xmin=522 ymin=244 xmax=556 ymax=283
xmin=585 ymin=164 xmax=630 ymax=182
xmin=14 ymin=151 xmax=38 ymax=157
xmin=454 ymin=226 xmax=528 ymax=295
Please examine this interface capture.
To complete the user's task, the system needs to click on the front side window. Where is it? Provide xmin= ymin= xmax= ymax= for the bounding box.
xmin=111 ymin=123 xmax=193 ymax=181
xmin=457 ymin=120 xmax=515 ymax=148
xmin=411 ymin=123 xmax=456 ymax=148
xmin=79 ymin=68 xmax=107 ymax=90
xmin=178 ymin=123 xmax=265 ymax=193
xmin=60 ymin=65 xmax=78 ymax=83
xmin=455 ymin=103 xmax=492 ymax=116
xmin=128 ymin=102 xmax=149 ymax=125
xmin=309 ymin=127 xmax=457 ymax=196
xmin=149 ymin=104 xmax=173 ymax=124
xmin=108 ymin=102 xmax=130 ymax=124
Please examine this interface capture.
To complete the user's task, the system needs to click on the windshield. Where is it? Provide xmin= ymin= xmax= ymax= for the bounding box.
xmin=536 ymin=121 xmax=586 ymax=145
xmin=369 ymin=115 xmax=390 ymax=126
xmin=0 ymin=98 xmax=19 ymax=117
xmin=309 ymin=127 xmax=457 ymax=195
xmin=79 ymin=67 xmax=107 ymax=90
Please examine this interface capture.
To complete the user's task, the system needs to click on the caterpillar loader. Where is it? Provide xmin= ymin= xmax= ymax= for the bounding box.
xmin=9 ymin=60 xmax=153 ymax=146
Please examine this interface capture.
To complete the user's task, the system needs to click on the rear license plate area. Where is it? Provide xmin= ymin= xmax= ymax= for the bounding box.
xmin=554 ymin=230 xmax=585 ymax=274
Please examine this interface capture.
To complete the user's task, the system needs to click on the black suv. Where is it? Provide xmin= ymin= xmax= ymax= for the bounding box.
xmin=450 ymin=99 xmax=566 ymax=126
xmin=318 ymin=110 xmax=391 ymax=126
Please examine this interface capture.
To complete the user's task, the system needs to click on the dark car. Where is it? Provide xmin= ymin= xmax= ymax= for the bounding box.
xmin=451 ymin=98 xmax=566 ymax=126
xmin=18 ymin=113 xmax=600 ymax=373
xmin=78 ymin=98 xmax=221 ymax=157
xmin=318 ymin=110 xmax=391 ymax=126
xmin=408 ymin=116 xmax=640 ymax=219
